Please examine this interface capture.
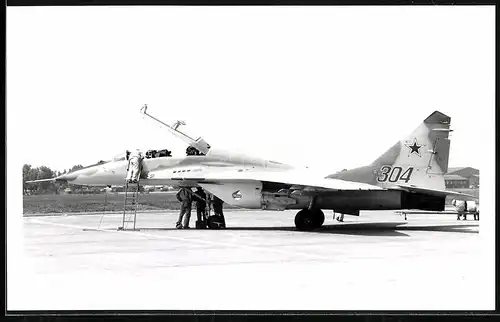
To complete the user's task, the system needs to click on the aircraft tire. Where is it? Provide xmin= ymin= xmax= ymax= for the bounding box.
xmin=207 ymin=215 xmax=225 ymax=229
xmin=294 ymin=209 xmax=316 ymax=231
xmin=312 ymin=209 xmax=325 ymax=228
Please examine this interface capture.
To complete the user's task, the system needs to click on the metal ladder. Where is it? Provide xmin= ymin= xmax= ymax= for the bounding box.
xmin=118 ymin=159 xmax=142 ymax=231
xmin=118 ymin=181 xmax=140 ymax=230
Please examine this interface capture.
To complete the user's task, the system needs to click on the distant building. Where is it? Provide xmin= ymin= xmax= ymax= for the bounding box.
xmin=445 ymin=167 xmax=479 ymax=189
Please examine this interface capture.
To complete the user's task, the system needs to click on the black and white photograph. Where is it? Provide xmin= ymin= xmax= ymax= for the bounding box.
xmin=7 ymin=5 xmax=495 ymax=311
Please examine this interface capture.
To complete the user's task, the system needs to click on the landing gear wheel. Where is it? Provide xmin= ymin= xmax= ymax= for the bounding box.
xmin=295 ymin=209 xmax=324 ymax=231
xmin=312 ymin=209 xmax=325 ymax=228
xmin=207 ymin=216 xmax=226 ymax=229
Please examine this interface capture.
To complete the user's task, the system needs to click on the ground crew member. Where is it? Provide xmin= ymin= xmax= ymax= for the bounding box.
xmin=176 ymin=187 xmax=193 ymax=229
xmin=453 ymin=200 xmax=462 ymax=220
xmin=212 ymin=195 xmax=226 ymax=227
xmin=193 ymin=187 xmax=207 ymax=228
xmin=126 ymin=149 xmax=143 ymax=183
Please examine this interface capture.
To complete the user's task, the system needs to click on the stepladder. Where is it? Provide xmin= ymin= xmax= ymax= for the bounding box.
xmin=118 ymin=157 xmax=143 ymax=231
xmin=118 ymin=181 xmax=141 ymax=231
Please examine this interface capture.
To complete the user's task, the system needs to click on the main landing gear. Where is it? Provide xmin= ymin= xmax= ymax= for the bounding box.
xmin=294 ymin=208 xmax=325 ymax=231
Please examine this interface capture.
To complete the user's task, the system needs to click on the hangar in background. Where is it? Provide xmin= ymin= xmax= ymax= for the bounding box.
xmin=445 ymin=167 xmax=479 ymax=189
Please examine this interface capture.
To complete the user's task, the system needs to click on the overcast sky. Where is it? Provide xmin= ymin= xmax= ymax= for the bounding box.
xmin=7 ymin=6 xmax=494 ymax=175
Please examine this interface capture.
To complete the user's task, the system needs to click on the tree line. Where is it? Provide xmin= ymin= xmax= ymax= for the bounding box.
xmin=23 ymin=163 xmax=86 ymax=195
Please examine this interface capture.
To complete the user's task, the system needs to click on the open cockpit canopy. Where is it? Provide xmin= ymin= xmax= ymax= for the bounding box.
xmin=110 ymin=148 xmax=174 ymax=162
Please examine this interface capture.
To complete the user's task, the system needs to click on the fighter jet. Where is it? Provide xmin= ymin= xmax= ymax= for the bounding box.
xmin=26 ymin=105 xmax=475 ymax=230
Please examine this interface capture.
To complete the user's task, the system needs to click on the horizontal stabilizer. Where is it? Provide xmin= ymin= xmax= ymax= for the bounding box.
xmin=396 ymin=210 xmax=456 ymax=215
xmin=396 ymin=184 xmax=478 ymax=199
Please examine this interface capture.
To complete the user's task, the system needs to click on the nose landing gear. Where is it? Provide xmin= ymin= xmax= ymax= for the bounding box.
xmin=294 ymin=208 xmax=325 ymax=231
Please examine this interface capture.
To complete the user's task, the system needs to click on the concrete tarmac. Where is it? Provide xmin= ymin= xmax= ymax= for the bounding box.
xmin=19 ymin=209 xmax=488 ymax=311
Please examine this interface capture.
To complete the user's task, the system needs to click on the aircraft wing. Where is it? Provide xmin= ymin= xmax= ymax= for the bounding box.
xmin=148 ymin=168 xmax=384 ymax=192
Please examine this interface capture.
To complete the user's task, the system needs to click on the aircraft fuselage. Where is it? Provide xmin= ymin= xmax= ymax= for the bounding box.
xmin=56 ymin=151 xmax=294 ymax=187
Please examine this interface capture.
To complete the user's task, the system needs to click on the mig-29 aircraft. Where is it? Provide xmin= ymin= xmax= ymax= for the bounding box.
xmin=26 ymin=105 xmax=473 ymax=230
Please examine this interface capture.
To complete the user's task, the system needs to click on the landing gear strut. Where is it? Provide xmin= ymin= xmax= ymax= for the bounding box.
xmin=294 ymin=208 xmax=325 ymax=231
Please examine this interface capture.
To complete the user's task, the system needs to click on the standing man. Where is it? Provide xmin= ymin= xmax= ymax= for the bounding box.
xmin=126 ymin=149 xmax=143 ymax=183
xmin=193 ymin=187 xmax=207 ymax=229
xmin=453 ymin=200 xmax=463 ymax=220
xmin=212 ymin=195 xmax=226 ymax=228
xmin=462 ymin=201 xmax=468 ymax=221
xmin=176 ymin=187 xmax=193 ymax=229
xmin=474 ymin=209 xmax=479 ymax=221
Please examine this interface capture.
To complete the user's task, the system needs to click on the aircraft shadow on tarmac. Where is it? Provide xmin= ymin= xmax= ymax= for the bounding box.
xmin=227 ymin=222 xmax=478 ymax=237
xmin=136 ymin=222 xmax=478 ymax=237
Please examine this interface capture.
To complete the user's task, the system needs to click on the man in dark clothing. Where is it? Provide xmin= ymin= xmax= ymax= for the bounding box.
xmin=212 ymin=195 xmax=226 ymax=227
xmin=193 ymin=187 xmax=207 ymax=228
xmin=176 ymin=187 xmax=193 ymax=229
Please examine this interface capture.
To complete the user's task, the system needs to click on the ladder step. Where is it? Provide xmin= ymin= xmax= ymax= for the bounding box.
xmin=120 ymin=174 xmax=141 ymax=230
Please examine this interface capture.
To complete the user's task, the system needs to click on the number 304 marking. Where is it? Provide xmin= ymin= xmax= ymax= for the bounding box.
xmin=377 ymin=166 xmax=414 ymax=183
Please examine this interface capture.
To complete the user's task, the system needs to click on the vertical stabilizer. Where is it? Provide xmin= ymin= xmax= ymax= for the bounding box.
xmin=376 ymin=111 xmax=451 ymax=190
xmin=328 ymin=111 xmax=452 ymax=191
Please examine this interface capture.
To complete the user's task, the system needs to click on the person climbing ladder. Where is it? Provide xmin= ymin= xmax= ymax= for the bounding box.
xmin=126 ymin=149 xmax=144 ymax=183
